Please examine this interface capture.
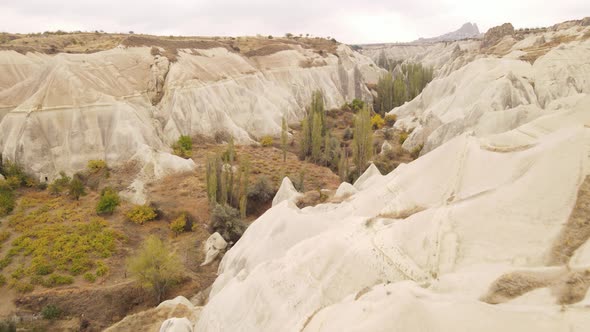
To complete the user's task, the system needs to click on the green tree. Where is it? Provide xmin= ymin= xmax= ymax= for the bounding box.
xmin=68 ymin=176 xmax=86 ymax=200
xmin=127 ymin=235 xmax=183 ymax=302
xmin=352 ymin=106 xmax=373 ymax=177
xmin=96 ymin=187 xmax=120 ymax=215
xmin=206 ymin=155 xmax=219 ymax=205
xmin=376 ymin=73 xmax=394 ymax=115
xmin=393 ymin=76 xmax=407 ymax=107
xmin=311 ymin=112 xmax=323 ymax=162
xmin=281 ymin=117 xmax=288 ymax=162
xmin=238 ymin=157 xmax=250 ymax=218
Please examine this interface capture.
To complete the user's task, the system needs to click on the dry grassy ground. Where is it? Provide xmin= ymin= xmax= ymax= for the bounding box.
xmin=0 ymin=31 xmax=339 ymax=58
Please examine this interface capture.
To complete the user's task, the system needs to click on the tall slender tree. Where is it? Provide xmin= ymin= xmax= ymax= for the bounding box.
xmin=352 ymin=105 xmax=373 ymax=177
xmin=281 ymin=117 xmax=288 ymax=162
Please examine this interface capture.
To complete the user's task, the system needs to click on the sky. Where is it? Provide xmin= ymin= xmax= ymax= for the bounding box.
xmin=0 ymin=0 xmax=588 ymax=44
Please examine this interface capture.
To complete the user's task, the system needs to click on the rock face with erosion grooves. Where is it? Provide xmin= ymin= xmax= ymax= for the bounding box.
xmin=0 ymin=40 xmax=383 ymax=182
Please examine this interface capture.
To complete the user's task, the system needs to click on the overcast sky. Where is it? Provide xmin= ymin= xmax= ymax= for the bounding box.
xmin=0 ymin=1 xmax=588 ymax=44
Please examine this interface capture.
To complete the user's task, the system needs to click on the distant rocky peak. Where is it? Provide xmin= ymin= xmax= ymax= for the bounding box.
xmin=415 ymin=22 xmax=481 ymax=43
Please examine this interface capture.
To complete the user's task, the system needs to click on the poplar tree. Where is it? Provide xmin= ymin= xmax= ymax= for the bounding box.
xmin=311 ymin=112 xmax=323 ymax=162
xmin=352 ymin=105 xmax=373 ymax=177
xmin=281 ymin=117 xmax=288 ymax=162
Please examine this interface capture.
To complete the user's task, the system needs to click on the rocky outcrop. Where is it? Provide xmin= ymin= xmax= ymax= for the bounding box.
xmin=201 ymin=232 xmax=227 ymax=266
xmin=272 ymin=177 xmax=303 ymax=206
xmin=0 ymin=41 xmax=382 ymax=182
xmin=481 ymin=23 xmax=515 ymax=48
xmin=106 ymin=296 xmax=200 ymax=332
xmin=148 ymin=54 xmax=170 ymax=105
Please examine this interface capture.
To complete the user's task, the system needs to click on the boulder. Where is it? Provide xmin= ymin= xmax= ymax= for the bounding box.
xmin=272 ymin=177 xmax=303 ymax=207
xmin=159 ymin=317 xmax=193 ymax=332
xmin=200 ymin=232 xmax=228 ymax=266
xmin=380 ymin=140 xmax=393 ymax=154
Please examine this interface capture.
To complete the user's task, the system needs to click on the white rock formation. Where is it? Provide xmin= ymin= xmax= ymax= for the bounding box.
xmin=352 ymin=163 xmax=382 ymax=190
xmin=189 ymin=23 xmax=590 ymax=332
xmin=201 ymin=232 xmax=228 ymax=266
xmin=380 ymin=140 xmax=393 ymax=154
xmin=333 ymin=182 xmax=358 ymax=200
xmin=388 ymin=24 xmax=590 ymax=154
xmin=272 ymin=177 xmax=303 ymax=207
xmin=0 ymin=43 xmax=383 ymax=182
xmin=159 ymin=317 xmax=193 ymax=332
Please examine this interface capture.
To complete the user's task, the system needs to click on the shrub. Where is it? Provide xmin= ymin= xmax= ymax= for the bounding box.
xmin=248 ymin=176 xmax=275 ymax=203
xmin=1 ymin=160 xmax=27 ymax=187
xmin=209 ymin=204 xmax=246 ymax=243
xmin=68 ymin=177 xmax=86 ymax=200
xmin=399 ymin=131 xmax=410 ymax=145
xmin=83 ymin=272 xmax=96 ymax=283
xmin=96 ymin=187 xmax=120 ymax=215
xmin=126 ymin=205 xmax=157 ymax=225
xmin=343 ymin=127 xmax=353 ymax=140
xmin=43 ymin=274 xmax=74 ymax=287
xmin=371 ymin=114 xmax=385 ymax=130
xmin=95 ymin=261 xmax=109 ymax=277
xmin=0 ymin=184 xmax=15 ymax=217
xmin=0 ymin=320 xmax=15 ymax=332
xmin=10 ymin=280 xmax=33 ymax=293
xmin=48 ymin=172 xmax=71 ymax=195
xmin=172 ymin=135 xmax=192 ymax=158
xmin=41 ymin=304 xmax=62 ymax=320
xmin=384 ymin=114 xmax=397 ymax=126
xmin=170 ymin=214 xmax=188 ymax=236
xmin=350 ymin=99 xmax=365 ymax=112
xmin=411 ymin=144 xmax=424 ymax=159
xmin=128 ymin=235 xmax=183 ymax=302
xmin=0 ymin=274 xmax=5 ymax=287
xmin=260 ymin=136 xmax=273 ymax=147
xmin=87 ymin=160 xmax=107 ymax=172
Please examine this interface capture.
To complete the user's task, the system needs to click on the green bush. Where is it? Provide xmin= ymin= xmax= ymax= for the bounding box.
xmin=170 ymin=214 xmax=188 ymax=236
xmin=248 ymin=176 xmax=275 ymax=203
xmin=260 ymin=136 xmax=273 ymax=147
xmin=87 ymin=160 xmax=107 ymax=172
xmin=172 ymin=135 xmax=193 ymax=158
xmin=41 ymin=304 xmax=62 ymax=320
xmin=0 ymin=184 xmax=15 ymax=217
xmin=43 ymin=274 xmax=74 ymax=287
xmin=0 ymin=274 xmax=5 ymax=287
xmin=83 ymin=272 xmax=96 ymax=283
xmin=126 ymin=205 xmax=157 ymax=224
xmin=68 ymin=176 xmax=86 ymax=200
xmin=95 ymin=261 xmax=109 ymax=277
xmin=48 ymin=172 xmax=71 ymax=195
xmin=96 ymin=187 xmax=120 ymax=215
xmin=1 ymin=160 xmax=27 ymax=187
xmin=209 ymin=204 xmax=246 ymax=243
xmin=350 ymin=99 xmax=365 ymax=112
